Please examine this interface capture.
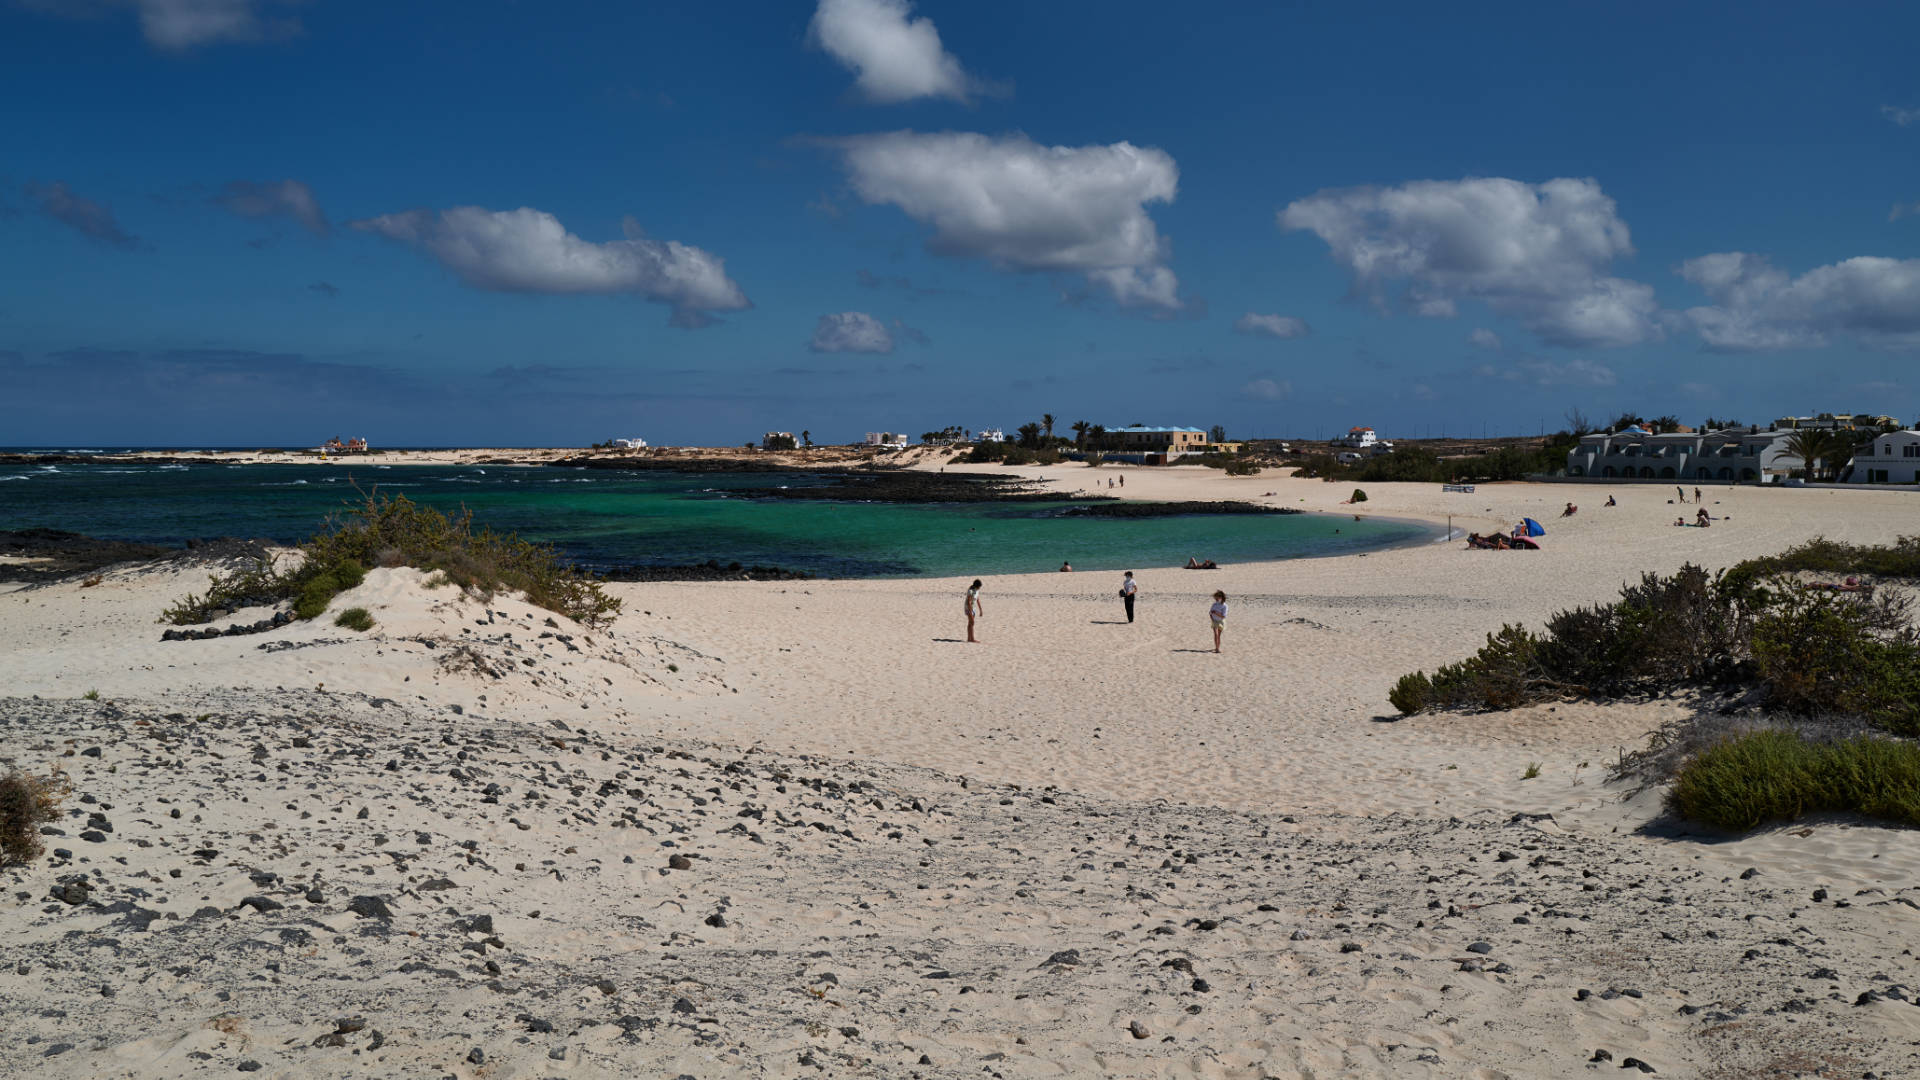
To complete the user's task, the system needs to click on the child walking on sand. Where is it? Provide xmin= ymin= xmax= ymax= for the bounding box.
xmin=965 ymin=580 xmax=984 ymax=643
xmin=1209 ymin=590 xmax=1228 ymax=653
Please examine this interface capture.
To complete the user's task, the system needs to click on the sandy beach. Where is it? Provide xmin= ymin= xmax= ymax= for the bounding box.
xmin=4 ymin=464 xmax=1918 ymax=1078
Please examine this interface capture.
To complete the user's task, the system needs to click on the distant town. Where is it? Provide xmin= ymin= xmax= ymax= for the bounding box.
xmin=576 ymin=410 xmax=1920 ymax=488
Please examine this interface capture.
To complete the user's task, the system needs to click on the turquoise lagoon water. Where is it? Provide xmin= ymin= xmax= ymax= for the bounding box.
xmin=0 ymin=462 xmax=1432 ymax=578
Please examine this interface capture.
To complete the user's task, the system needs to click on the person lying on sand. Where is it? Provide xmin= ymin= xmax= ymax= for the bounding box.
xmin=1804 ymin=576 xmax=1871 ymax=593
xmin=1561 ymin=502 xmax=1578 ymax=517
xmin=1185 ymin=556 xmax=1219 ymax=569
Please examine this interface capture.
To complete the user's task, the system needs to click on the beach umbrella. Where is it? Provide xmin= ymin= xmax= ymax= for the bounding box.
xmin=1522 ymin=518 xmax=1545 ymax=536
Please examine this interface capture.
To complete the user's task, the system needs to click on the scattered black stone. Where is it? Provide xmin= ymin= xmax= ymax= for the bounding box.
xmin=346 ymin=895 xmax=394 ymax=920
xmin=161 ymin=610 xmax=295 ymax=642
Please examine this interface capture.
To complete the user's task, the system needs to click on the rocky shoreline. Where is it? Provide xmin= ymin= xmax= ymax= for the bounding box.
xmin=0 ymin=530 xmax=272 ymax=584
xmin=1058 ymin=500 xmax=1303 ymax=518
xmin=597 ymin=559 xmax=813 ymax=582
xmin=719 ymin=471 xmax=1103 ymax=503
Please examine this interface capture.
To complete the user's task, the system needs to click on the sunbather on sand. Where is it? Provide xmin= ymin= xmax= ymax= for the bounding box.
xmin=1804 ymin=576 xmax=1871 ymax=593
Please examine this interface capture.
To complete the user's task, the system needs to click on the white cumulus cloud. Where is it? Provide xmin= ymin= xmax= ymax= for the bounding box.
xmin=829 ymin=130 xmax=1184 ymax=310
xmin=1467 ymin=327 xmax=1503 ymax=350
xmin=1234 ymin=312 xmax=1310 ymax=339
xmin=810 ymin=311 xmax=894 ymax=353
xmin=1883 ymin=104 xmax=1920 ymax=127
xmin=1241 ymin=377 xmax=1291 ymax=401
xmin=809 ymin=0 xmax=986 ymax=104
xmin=1279 ymin=176 xmax=1658 ymax=347
xmin=1677 ymin=252 xmax=1920 ymax=350
xmin=350 ymin=206 xmax=750 ymax=328
xmin=215 ymin=179 xmax=326 ymax=235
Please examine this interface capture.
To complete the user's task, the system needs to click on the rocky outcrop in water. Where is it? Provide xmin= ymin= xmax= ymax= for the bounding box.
xmin=599 ymin=560 xmax=813 ymax=582
xmin=720 ymin=472 xmax=1102 ymax=504
xmin=1059 ymin=501 xmax=1303 ymax=517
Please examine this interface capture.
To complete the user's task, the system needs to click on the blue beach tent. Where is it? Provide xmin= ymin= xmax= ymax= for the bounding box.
xmin=1522 ymin=518 xmax=1545 ymax=537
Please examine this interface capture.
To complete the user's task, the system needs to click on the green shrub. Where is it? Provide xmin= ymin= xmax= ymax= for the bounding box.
xmin=1751 ymin=589 xmax=1920 ymax=735
xmin=1668 ymin=729 xmax=1920 ymax=831
xmin=0 ymin=769 xmax=70 ymax=867
xmin=1349 ymin=488 xmax=1367 ymax=503
xmin=1390 ymin=564 xmax=1763 ymax=715
xmin=1388 ymin=672 xmax=1433 ymax=714
xmin=334 ymin=607 xmax=375 ymax=632
xmin=160 ymin=554 xmax=286 ymax=625
xmin=1390 ymin=624 xmax=1559 ymax=714
xmin=1723 ymin=535 xmax=1920 ymax=597
xmin=1224 ymin=458 xmax=1261 ymax=476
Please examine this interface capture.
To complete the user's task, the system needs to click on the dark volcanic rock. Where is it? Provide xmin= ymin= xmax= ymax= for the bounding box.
xmin=600 ymin=560 xmax=813 ymax=583
xmin=0 ymin=529 xmax=277 ymax=585
xmin=1060 ymin=500 xmax=1301 ymax=518
xmin=720 ymin=472 xmax=1095 ymax=504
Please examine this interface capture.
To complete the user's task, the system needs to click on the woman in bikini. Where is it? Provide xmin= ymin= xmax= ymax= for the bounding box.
xmin=1209 ymin=590 xmax=1228 ymax=653
xmin=965 ymin=580 xmax=984 ymax=643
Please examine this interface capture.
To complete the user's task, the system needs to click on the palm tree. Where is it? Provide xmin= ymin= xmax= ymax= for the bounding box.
xmin=1089 ymin=423 xmax=1108 ymax=451
xmin=801 ymin=430 xmax=811 ymax=448
xmin=1041 ymin=414 xmax=1056 ymax=442
xmin=1782 ymin=429 xmax=1835 ymax=481
xmin=1070 ymin=420 xmax=1090 ymax=447
xmin=1017 ymin=422 xmax=1043 ymax=449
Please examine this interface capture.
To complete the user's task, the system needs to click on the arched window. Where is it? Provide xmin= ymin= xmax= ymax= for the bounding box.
xmin=1639 ymin=467 xmax=1656 ymax=479
xmin=1717 ymin=467 xmax=1732 ymax=480
xmin=1660 ymin=467 xmax=1676 ymax=479
xmin=1602 ymin=466 xmax=1615 ymax=477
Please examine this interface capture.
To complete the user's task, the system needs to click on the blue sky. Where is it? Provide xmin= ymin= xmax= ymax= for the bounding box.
xmin=2 ymin=0 xmax=1917 ymax=447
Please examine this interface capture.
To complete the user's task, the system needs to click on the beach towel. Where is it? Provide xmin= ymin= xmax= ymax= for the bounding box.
xmin=1522 ymin=518 xmax=1545 ymax=537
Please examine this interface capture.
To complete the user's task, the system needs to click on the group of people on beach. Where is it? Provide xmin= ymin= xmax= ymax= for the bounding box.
xmin=965 ymin=572 xmax=1228 ymax=652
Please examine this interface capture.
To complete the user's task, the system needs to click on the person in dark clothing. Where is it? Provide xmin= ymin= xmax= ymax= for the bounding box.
xmin=1119 ymin=571 xmax=1137 ymax=623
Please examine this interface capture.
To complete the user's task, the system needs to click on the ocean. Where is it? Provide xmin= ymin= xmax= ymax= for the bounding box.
xmin=0 ymin=461 xmax=1432 ymax=578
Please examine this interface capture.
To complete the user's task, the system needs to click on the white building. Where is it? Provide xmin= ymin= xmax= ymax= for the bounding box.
xmin=1844 ymin=430 xmax=1920 ymax=485
xmin=1339 ymin=426 xmax=1377 ymax=447
xmin=865 ymin=432 xmax=909 ymax=448
xmin=976 ymin=428 xmax=1006 ymax=443
xmin=1565 ymin=426 xmax=1800 ymax=482
xmin=612 ymin=437 xmax=647 ymax=450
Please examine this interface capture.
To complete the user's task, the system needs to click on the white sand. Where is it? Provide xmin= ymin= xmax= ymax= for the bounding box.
xmin=3 ymin=469 xmax=1919 ymax=1078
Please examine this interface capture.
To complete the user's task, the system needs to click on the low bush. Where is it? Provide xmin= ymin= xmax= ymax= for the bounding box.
xmin=1388 ymin=558 xmax=1920 ymax=733
xmin=165 ymin=491 xmax=620 ymax=628
xmin=0 ymin=769 xmax=70 ymax=867
xmin=334 ymin=606 xmax=375 ymax=632
xmin=1724 ymin=535 xmax=1920 ymax=593
xmin=1349 ymin=488 xmax=1367 ymax=503
xmin=1750 ymin=589 xmax=1920 ymax=735
xmin=1668 ymin=729 xmax=1920 ymax=831
xmin=1224 ymin=458 xmax=1261 ymax=476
